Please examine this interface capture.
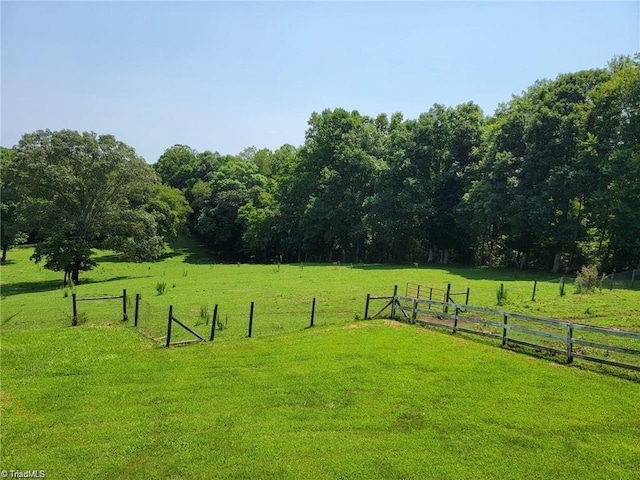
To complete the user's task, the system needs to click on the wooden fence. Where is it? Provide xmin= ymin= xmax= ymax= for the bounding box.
xmin=371 ymin=291 xmax=640 ymax=372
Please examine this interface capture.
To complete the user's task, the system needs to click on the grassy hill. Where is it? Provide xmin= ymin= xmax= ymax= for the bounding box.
xmin=1 ymin=240 xmax=639 ymax=479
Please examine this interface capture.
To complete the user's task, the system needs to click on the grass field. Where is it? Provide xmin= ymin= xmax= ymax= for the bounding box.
xmin=1 ymin=239 xmax=640 ymax=479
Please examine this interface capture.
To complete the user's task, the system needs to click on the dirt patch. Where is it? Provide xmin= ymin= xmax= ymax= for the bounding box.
xmin=548 ymin=362 xmax=566 ymax=368
xmin=343 ymin=320 xmax=408 ymax=330
xmin=381 ymin=319 xmax=408 ymax=328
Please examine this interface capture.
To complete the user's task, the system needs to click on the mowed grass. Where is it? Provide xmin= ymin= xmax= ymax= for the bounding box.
xmin=2 ymin=321 xmax=640 ymax=479
xmin=2 ymin=238 xmax=639 ymax=335
xmin=1 ymin=239 xmax=640 ymax=479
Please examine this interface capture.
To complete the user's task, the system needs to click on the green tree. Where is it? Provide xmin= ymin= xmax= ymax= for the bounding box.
xmin=153 ymin=144 xmax=199 ymax=190
xmin=587 ymin=55 xmax=640 ymax=270
xmin=468 ymin=69 xmax=610 ymax=271
xmin=290 ymin=109 xmax=386 ymax=262
xmin=194 ymin=158 xmax=268 ymax=257
xmin=146 ymin=184 xmax=192 ymax=239
xmin=0 ymin=147 xmax=28 ymax=263
xmin=13 ymin=129 xmax=165 ymax=283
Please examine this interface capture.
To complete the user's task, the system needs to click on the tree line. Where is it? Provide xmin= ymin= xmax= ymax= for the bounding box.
xmin=1 ymin=55 xmax=638 ymax=280
xmin=153 ymin=55 xmax=639 ymax=272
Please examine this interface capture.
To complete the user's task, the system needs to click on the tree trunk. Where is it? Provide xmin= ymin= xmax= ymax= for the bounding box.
xmin=552 ymin=251 xmax=562 ymax=273
xmin=71 ymin=264 xmax=80 ymax=284
xmin=519 ymin=252 xmax=528 ymax=270
xmin=427 ymin=247 xmax=434 ymax=263
xmin=1 ymin=245 xmax=7 ymax=264
xmin=443 ymin=249 xmax=450 ymax=265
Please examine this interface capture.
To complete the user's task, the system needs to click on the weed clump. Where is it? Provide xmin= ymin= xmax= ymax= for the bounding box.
xmin=156 ymin=281 xmax=167 ymax=295
xmin=496 ymin=284 xmax=508 ymax=306
xmin=199 ymin=305 xmax=210 ymax=325
xmin=575 ymin=265 xmax=599 ymax=294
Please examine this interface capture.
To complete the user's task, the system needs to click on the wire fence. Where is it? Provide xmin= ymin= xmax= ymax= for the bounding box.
xmin=599 ymin=269 xmax=639 ymax=290
xmin=135 ymin=295 xmax=360 ymax=345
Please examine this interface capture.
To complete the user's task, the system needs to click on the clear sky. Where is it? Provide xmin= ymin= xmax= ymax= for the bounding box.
xmin=2 ymin=1 xmax=638 ymax=163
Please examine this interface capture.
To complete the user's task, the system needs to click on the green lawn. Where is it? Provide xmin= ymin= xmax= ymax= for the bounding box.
xmin=1 ymin=240 xmax=640 ymax=479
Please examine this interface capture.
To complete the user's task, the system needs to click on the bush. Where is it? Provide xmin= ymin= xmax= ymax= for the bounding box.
xmin=575 ymin=265 xmax=599 ymax=294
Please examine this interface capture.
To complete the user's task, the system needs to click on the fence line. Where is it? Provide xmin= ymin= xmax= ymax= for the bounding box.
xmin=405 ymin=282 xmax=470 ymax=308
xmin=134 ymin=296 xmax=323 ymax=347
xmin=368 ymin=288 xmax=640 ymax=373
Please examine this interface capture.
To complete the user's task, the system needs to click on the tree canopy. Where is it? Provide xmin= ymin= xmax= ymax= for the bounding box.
xmin=5 ymin=55 xmax=639 ymax=273
xmin=148 ymin=56 xmax=638 ymax=271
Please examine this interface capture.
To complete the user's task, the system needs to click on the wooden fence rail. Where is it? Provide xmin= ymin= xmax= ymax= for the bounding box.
xmin=388 ymin=294 xmax=640 ymax=372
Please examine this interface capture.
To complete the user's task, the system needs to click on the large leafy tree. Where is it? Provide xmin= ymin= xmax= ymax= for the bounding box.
xmin=466 ymin=69 xmax=610 ymax=271
xmin=0 ymin=147 xmax=28 ymax=263
xmin=287 ymin=108 xmax=386 ymax=262
xmin=13 ymin=129 xmax=171 ymax=283
xmin=587 ymin=55 xmax=640 ymax=270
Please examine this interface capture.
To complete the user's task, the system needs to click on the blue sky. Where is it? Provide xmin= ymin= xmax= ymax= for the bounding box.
xmin=2 ymin=1 xmax=638 ymax=163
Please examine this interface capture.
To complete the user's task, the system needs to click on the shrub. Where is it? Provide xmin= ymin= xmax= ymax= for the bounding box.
xmin=575 ymin=265 xmax=599 ymax=294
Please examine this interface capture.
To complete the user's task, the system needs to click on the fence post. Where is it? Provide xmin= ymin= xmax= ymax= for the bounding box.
xmin=122 ymin=289 xmax=128 ymax=321
xmin=391 ymin=285 xmax=398 ymax=318
xmin=453 ymin=306 xmax=459 ymax=333
xmin=134 ymin=293 xmax=140 ymax=327
xmin=566 ymin=325 xmax=574 ymax=364
xmin=310 ymin=297 xmax=316 ymax=327
xmin=465 ymin=287 xmax=470 ymax=306
xmin=72 ymin=293 xmax=78 ymax=326
xmin=444 ymin=283 xmax=451 ymax=314
xmin=248 ymin=302 xmax=254 ymax=338
xmin=364 ymin=293 xmax=370 ymax=320
xmin=560 ymin=277 xmax=566 ymax=296
xmin=428 ymin=288 xmax=433 ymax=310
xmin=166 ymin=305 xmax=173 ymax=347
xmin=210 ymin=304 xmax=218 ymax=342
xmin=531 ymin=280 xmax=537 ymax=301
xmin=411 ymin=298 xmax=418 ymax=324
xmin=501 ymin=314 xmax=508 ymax=346
xmin=416 ymin=284 xmax=421 ymax=299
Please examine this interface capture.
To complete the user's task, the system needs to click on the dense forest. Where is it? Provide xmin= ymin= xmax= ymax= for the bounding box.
xmin=2 ymin=55 xmax=639 ymax=277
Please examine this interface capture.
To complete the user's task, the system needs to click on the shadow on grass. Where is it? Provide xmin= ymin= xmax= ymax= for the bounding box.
xmin=168 ymin=235 xmax=217 ymax=265
xmin=1 ymin=275 xmax=150 ymax=297
xmin=1 ymin=279 xmax=64 ymax=297
xmin=349 ymin=262 xmax=563 ymax=281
